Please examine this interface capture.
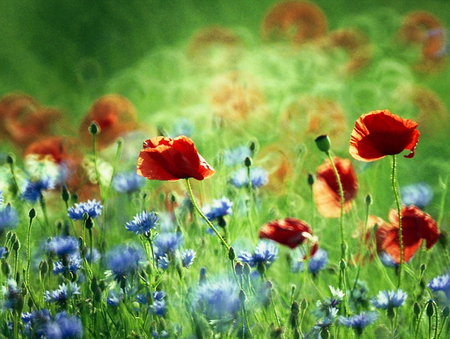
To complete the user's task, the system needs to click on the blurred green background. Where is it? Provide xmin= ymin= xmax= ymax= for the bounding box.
xmin=1 ymin=0 xmax=449 ymax=115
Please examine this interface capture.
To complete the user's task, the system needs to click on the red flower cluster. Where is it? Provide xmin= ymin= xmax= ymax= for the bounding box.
xmin=137 ymin=136 xmax=215 ymax=181
xmin=349 ymin=109 xmax=420 ymax=162
xmin=313 ymin=157 xmax=359 ymax=218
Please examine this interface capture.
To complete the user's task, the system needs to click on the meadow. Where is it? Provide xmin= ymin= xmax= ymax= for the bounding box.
xmin=0 ymin=1 xmax=450 ymax=338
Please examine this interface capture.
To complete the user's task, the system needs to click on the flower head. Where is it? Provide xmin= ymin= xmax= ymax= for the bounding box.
xmin=113 ymin=171 xmax=146 ymax=193
xmin=223 ymin=146 xmax=252 ymax=167
xmin=181 ymin=249 xmax=196 ymax=268
xmin=45 ymin=236 xmax=79 ymax=257
xmin=259 ymin=217 xmax=317 ymax=250
xmin=339 ymin=312 xmax=378 ymax=335
xmin=428 ymin=274 xmax=450 ymax=300
xmin=238 ymin=241 xmax=278 ymax=268
xmin=401 ymin=182 xmax=433 ymax=209
xmin=203 ymin=197 xmax=233 ymax=222
xmin=106 ymin=245 xmax=146 ymax=282
xmin=307 ymin=248 xmax=328 ymax=274
xmin=44 ymin=282 xmax=81 ymax=305
xmin=230 ymin=167 xmax=268 ymax=188
xmin=0 ymin=204 xmax=19 ymax=233
xmin=137 ymin=136 xmax=215 ymax=181
xmin=313 ymin=157 xmax=359 ymax=218
xmin=2 ymin=278 xmax=21 ymax=310
xmin=154 ymin=232 xmax=183 ymax=259
xmin=53 ymin=252 xmax=83 ymax=275
xmin=42 ymin=311 xmax=83 ymax=339
xmin=0 ymin=247 xmax=7 ymax=259
xmin=67 ymin=199 xmax=103 ymax=220
xmin=349 ymin=109 xmax=420 ymax=161
xmin=195 ymin=278 xmax=240 ymax=319
xmin=125 ymin=211 xmax=159 ymax=235
xmin=372 ymin=289 xmax=407 ymax=309
xmin=22 ymin=177 xmax=55 ymax=203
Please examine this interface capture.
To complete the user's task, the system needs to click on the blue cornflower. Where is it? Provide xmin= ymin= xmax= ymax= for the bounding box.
xmin=428 ymin=274 xmax=450 ymax=299
xmin=53 ymin=252 xmax=83 ymax=275
xmin=401 ymin=182 xmax=433 ymax=209
xmin=0 ymin=190 xmax=3 ymax=204
xmin=182 ymin=249 xmax=196 ymax=268
xmin=67 ymin=199 xmax=103 ymax=220
xmin=171 ymin=118 xmax=194 ymax=138
xmin=308 ymin=249 xmax=328 ymax=274
xmin=0 ymin=203 xmax=19 ymax=232
xmin=106 ymin=244 xmax=147 ymax=282
xmin=203 ymin=197 xmax=233 ymax=222
xmin=195 ymin=278 xmax=240 ymax=319
xmin=238 ymin=241 xmax=278 ymax=268
xmin=0 ymin=247 xmax=7 ymax=259
xmin=306 ymin=307 xmax=338 ymax=339
xmin=157 ymin=255 xmax=170 ymax=270
xmin=230 ymin=167 xmax=268 ymax=189
xmin=2 ymin=278 xmax=21 ymax=310
xmin=42 ymin=312 xmax=83 ymax=339
xmin=45 ymin=236 xmax=79 ymax=257
xmin=379 ymin=252 xmax=398 ymax=267
xmin=136 ymin=290 xmax=167 ymax=316
xmin=112 ymin=171 xmax=146 ymax=194
xmin=22 ymin=177 xmax=54 ymax=203
xmin=339 ymin=312 xmax=378 ymax=335
xmin=22 ymin=308 xmax=51 ymax=337
xmin=154 ymin=232 xmax=183 ymax=258
xmin=372 ymin=289 xmax=407 ymax=309
xmin=107 ymin=290 xmax=122 ymax=307
xmin=86 ymin=248 xmax=101 ymax=264
xmin=44 ymin=282 xmax=80 ymax=305
xmin=313 ymin=286 xmax=344 ymax=319
xmin=125 ymin=211 xmax=159 ymax=235
xmin=223 ymin=146 xmax=252 ymax=167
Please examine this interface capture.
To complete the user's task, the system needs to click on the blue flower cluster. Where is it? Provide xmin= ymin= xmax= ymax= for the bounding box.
xmin=106 ymin=244 xmax=147 ymax=282
xmin=238 ymin=241 xmax=278 ymax=268
xmin=292 ymin=248 xmax=328 ymax=275
xmin=202 ymin=197 xmax=233 ymax=222
xmin=52 ymin=253 xmax=83 ymax=275
xmin=44 ymin=282 xmax=81 ymax=305
xmin=338 ymin=312 xmax=378 ymax=335
xmin=125 ymin=210 xmax=159 ymax=235
xmin=0 ymin=203 xmax=19 ymax=233
xmin=223 ymin=145 xmax=252 ymax=167
xmin=22 ymin=177 xmax=54 ymax=203
xmin=181 ymin=249 xmax=196 ymax=268
xmin=154 ymin=232 xmax=196 ymax=269
xmin=45 ymin=236 xmax=79 ymax=257
xmin=136 ymin=290 xmax=167 ymax=316
xmin=42 ymin=312 xmax=83 ymax=339
xmin=401 ymin=182 xmax=433 ymax=209
xmin=372 ymin=289 xmax=407 ymax=309
xmin=230 ymin=167 xmax=268 ymax=189
xmin=113 ymin=171 xmax=146 ymax=193
xmin=195 ymin=278 xmax=240 ymax=319
xmin=67 ymin=199 xmax=103 ymax=220
xmin=2 ymin=278 xmax=21 ymax=310
xmin=428 ymin=273 xmax=450 ymax=300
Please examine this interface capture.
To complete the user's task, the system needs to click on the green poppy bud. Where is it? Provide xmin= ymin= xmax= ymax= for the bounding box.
xmin=315 ymin=135 xmax=331 ymax=154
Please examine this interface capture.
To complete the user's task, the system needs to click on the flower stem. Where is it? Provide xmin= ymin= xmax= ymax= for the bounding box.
xmin=185 ymin=179 xmax=230 ymax=251
xmin=391 ymin=155 xmax=403 ymax=290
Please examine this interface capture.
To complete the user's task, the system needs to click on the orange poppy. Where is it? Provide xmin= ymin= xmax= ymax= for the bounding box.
xmin=259 ymin=217 xmax=318 ymax=253
xmin=137 ymin=136 xmax=215 ymax=181
xmin=79 ymin=94 xmax=137 ymax=150
xmin=313 ymin=157 xmax=358 ymax=218
xmin=349 ymin=110 xmax=420 ymax=162
xmin=381 ymin=205 xmax=440 ymax=264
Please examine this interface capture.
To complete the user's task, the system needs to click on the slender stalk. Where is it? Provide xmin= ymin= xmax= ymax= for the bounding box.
xmin=26 ymin=209 xmax=35 ymax=287
xmin=391 ymin=155 xmax=403 ymax=289
xmin=185 ymin=179 xmax=230 ymax=251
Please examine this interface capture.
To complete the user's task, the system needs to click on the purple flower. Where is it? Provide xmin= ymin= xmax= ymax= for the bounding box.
xmin=428 ymin=274 xmax=450 ymax=300
xmin=42 ymin=312 xmax=83 ymax=339
xmin=339 ymin=312 xmax=378 ymax=335
xmin=125 ymin=211 xmax=159 ymax=235
xmin=113 ymin=171 xmax=146 ymax=193
xmin=182 ymin=249 xmax=196 ymax=268
xmin=44 ymin=283 xmax=80 ymax=305
xmin=106 ymin=244 xmax=147 ymax=282
xmin=46 ymin=237 xmax=79 ymax=257
xmin=238 ymin=241 xmax=278 ymax=268
xmin=22 ymin=177 xmax=54 ymax=203
xmin=372 ymin=289 xmax=407 ymax=309
xmin=53 ymin=253 xmax=83 ymax=275
xmin=154 ymin=233 xmax=183 ymax=258
xmin=203 ymin=197 xmax=233 ymax=222
xmin=230 ymin=167 xmax=268 ymax=189
xmin=67 ymin=200 xmax=103 ymax=220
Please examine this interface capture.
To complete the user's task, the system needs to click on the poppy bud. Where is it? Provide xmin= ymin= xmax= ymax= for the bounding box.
xmin=413 ymin=302 xmax=421 ymax=317
xmin=39 ymin=261 xmax=48 ymax=275
xmin=235 ymin=262 xmax=244 ymax=276
xmin=1 ymin=258 xmax=10 ymax=276
xmin=239 ymin=289 xmax=247 ymax=303
xmin=13 ymin=239 xmax=20 ymax=251
xmin=91 ymin=276 xmax=98 ymax=293
xmin=85 ymin=216 xmax=94 ymax=230
xmin=307 ymin=173 xmax=315 ymax=186
xmin=228 ymin=247 xmax=236 ymax=261
xmin=315 ymin=135 xmax=331 ymax=154
xmin=426 ymin=300 xmax=434 ymax=317
xmin=99 ymin=279 xmax=106 ymax=291
xmin=443 ymin=306 xmax=450 ymax=318
xmin=94 ymin=287 xmax=102 ymax=303
xmin=88 ymin=121 xmax=100 ymax=135
xmin=339 ymin=259 xmax=346 ymax=270
xmin=365 ymin=194 xmax=373 ymax=206
xmin=28 ymin=296 xmax=33 ymax=309
xmin=244 ymin=156 xmax=252 ymax=168
xmin=300 ymin=298 xmax=308 ymax=311
xmin=28 ymin=208 xmax=36 ymax=219
xmin=289 ymin=301 xmax=299 ymax=328
xmin=6 ymin=153 xmax=14 ymax=165
xmin=199 ymin=267 xmax=206 ymax=285
xmin=243 ymin=263 xmax=251 ymax=276
xmin=62 ymin=185 xmax=69 ymax=203
xmin=248 ymin=139 xmax=258 ymax=153
xmin=320 ymin=328 xmax=330 ymax=339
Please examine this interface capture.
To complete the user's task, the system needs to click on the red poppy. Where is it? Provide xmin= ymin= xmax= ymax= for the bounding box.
xmin=79 ymin=94 xmax=137 ymax=150
xmin=259 ymin=217 xmax=318 ymax=254
xmin=137 ymin=136 xmax=215 ymax=181
xmin=380 ymin=205 xmax=440 ymax=264
xmin=349 ymin=109 xmax=420 ymax=162
xmin=313 ymin=157 xmax=359 ymax=218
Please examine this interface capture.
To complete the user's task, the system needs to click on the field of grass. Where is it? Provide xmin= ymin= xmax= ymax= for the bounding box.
xmin=0 ymin=0 xmax=450 ymax=338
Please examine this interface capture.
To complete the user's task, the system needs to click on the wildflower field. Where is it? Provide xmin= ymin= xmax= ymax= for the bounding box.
xmin=1 ymin=0 xmax=450 ymax=338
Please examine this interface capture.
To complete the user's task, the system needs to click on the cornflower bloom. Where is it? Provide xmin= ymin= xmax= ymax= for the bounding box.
xmin=22 ymin=308 xmax=51 ymax=337
xmin=2 ymin=278 xmax=21 ymax=311
xmin=0 ymin=204 xmax=19 ymax=233
xmin=372 ymin=289 xmax=407 ymax=310
xmin=306 ymin=307 xmax=338 ymax=339
xmin=44 ymin=282 xmax=81 ymax=305
xmin=181 ymin=249 xmax=196 ymax=268
xmin=125 ymin=211 xmax=159 ymax=235
xmin=42 ymin=312 xmax=83 ymax=339
xmin=401 ymin=182 xmax=433 ymax=209
xmin=202 ymin=197 xmax=233 ymax=226
xmin=0 ymin=247 xmax=7 ymax=259
xmin=67 ymin=199 xmax=103 ymax=220
xmin=107 ymin=290 xmax=122 ymax=307
xmin=230 ymin=167 xmax=268 ymax=188
xmin=428 ymin=274 xmax=450 ymax=300
xmin=292 ymin=248 xmax=328 ymax=275
xmin=195 ymin=278 xmax=240 ymax=319
xmin=53 ymin=252 xmax=83 ymax=275
xmin=223 ymin=145 xmax=252 ymax=167
xmin=136 ymin=290 xmax=167 ymax=316
xmin=45 ymin=236 xmax=79 ymax=257
xmin=22 ymin=176 xmax=54 ymax=203
xmin=105 ymin=244 xmax=147 ymax=283
xmin=338 ymin=312 xmax=378 ymax=335
xmin=238 ymin=241 xmax=278 ymax=269
xmin=112 ymin=171 xmax=146 ymax=193
xmin=154 ymin=232 xmax=183 ymax=258
xmin=313 ymin=286 xmax=345 ymax=319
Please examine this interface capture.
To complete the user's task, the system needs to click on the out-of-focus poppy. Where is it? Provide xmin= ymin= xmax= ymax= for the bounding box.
xmin=349 ymin=110 xmax=420 ymax=162
xmin=313 ymin=157 xmax=358 ymax=218
xmin=137 ymin=136 xmax=215 ymax=181
xmin=382 ymin=205 xmax=440 ymax=264
xmin=261 ymin=1 xmax=327 ymax=45
xmin=259 ymin=217 xmax=318 ymax=253
xmin=79 ymin=94 xmax=137 ymax=150
xmin=0 ymin=93 xmax=62 ymax=148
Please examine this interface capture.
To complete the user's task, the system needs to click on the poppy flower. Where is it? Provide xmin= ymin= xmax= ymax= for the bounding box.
xmin=313 ymin=157 xmax=359 ymax=218
xmin=259 ymin=217 xmax=318 ymax=254
xmin=79 ymin=94 xmax=137 ymax=150
xmin=349 ymin=110 xmax=420 ymax=162
xmin=137 ymin=136 xmax=215 ymax=181
xmin=380 ymin=205 xmax=440 ymax=264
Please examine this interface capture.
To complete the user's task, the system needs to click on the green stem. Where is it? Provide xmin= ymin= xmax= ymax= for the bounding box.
xmin=92 ymin=132 xmax=104 ymax=202
xmin=185 ymin=179 xmax=230 ymax=251
xmin=26 ymin=213 xmax=34 ymax=287
xmin=391 ymin=155 xmax=403 ymax=290
xmin=106 ymin=138 xmax=123 ymax=203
